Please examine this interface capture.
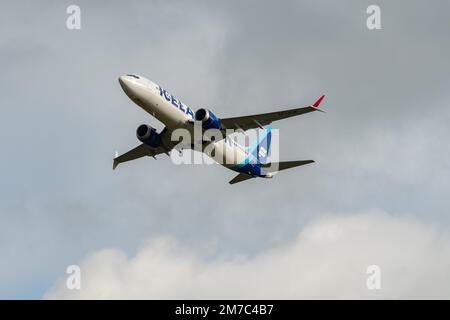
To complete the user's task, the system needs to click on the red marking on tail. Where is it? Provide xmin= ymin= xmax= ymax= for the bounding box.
xmin=313 ymin=95 xmax=325 ymax=108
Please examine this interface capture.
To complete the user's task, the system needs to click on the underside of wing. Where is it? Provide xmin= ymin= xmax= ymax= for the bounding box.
xmin=113 ymin=144 xmax=166 ymax=169
xmin=220 ymin=95 xmax=325 ymax=131
xmin=113 ymin=127 xmax=177 ymax=169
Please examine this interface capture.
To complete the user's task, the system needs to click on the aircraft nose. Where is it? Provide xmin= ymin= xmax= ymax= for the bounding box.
xmin=119 ymin=74 xmax=144 ymax=100
xmin=118 ymin=75 xmax=130 ymax=90
xmin=119 ymin=75 xmax=137 ymax=98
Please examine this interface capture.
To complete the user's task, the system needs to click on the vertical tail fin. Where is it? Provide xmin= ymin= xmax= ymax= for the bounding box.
xmin=249 ymin=125 xmax=272 ymax=164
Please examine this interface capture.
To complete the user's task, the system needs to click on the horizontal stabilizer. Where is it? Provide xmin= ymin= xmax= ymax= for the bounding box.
xmin=229 ymin=173 xmax=254 ymax=185
xmin=262 ymin=160 xmax=315 ymax=173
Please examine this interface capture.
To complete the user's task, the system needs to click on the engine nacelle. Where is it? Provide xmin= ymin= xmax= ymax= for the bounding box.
xmin=136 ymin=124 xmax=162 ymax=148
xmin=194 ymin=108 xmax=221 ymax=130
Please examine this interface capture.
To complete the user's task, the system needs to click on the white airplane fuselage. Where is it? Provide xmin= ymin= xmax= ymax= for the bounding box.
xmin=118 ymin=74 xmax=251 ymax=172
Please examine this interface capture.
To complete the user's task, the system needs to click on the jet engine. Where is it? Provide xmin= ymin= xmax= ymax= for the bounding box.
xmin=194 ymin=108 xmax=221 ymax=130
xmin=136 ymin=124 xmax=162 ymax=148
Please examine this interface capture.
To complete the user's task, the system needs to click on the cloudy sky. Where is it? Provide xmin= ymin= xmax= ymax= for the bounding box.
xmin=1 ymin=0 xmax=450 ymax=299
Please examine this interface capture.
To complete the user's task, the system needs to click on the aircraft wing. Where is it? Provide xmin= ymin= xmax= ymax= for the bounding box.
xmin=113 ymin=127 xmax=178 ymax=169
xmin=113 ymin=144 xmax=167 ymax=169
xmin=221 ymin=95 xmax=325 ymax=131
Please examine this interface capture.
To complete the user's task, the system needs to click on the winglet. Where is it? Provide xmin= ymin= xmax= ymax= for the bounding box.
xmin=113 ymin=151 xmax=119 ymax=170
xmin=312 ymin=95 xmax=325 ymax=108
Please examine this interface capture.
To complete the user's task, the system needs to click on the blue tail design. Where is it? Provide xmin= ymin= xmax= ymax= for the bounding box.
xmin=249 ymin=125 xmax=272 ymax=164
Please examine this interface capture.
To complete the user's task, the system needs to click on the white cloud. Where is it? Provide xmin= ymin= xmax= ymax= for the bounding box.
xmin=44 ymin=210 xmax=450 ymax=299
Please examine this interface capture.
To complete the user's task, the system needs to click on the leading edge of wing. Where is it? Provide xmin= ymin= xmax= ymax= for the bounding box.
xmin=220 ymin=95 xmax=325 ymax=131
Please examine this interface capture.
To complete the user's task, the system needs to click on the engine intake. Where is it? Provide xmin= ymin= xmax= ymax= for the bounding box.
xmin=194 ymin=108 xmax=221 ymax=130
xmin=136 ymin=124 xmax=161 ymax=148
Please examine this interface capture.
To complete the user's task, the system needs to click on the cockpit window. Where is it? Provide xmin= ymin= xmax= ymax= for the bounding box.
xmin=127 ymin=74 xmax=140 ymax=79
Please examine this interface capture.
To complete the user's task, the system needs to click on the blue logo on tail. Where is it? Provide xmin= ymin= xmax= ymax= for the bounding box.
xmin=254 ymin=125 xmax=272 ymax=164
xmin=248 ymin=125 xmax=272 ymax=165
xmin=232 ymin=126 xmax=272 ymax=176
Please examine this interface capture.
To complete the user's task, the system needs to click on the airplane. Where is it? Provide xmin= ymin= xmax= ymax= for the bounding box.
xmin=113 ymin=74 xmax=325 ymax=184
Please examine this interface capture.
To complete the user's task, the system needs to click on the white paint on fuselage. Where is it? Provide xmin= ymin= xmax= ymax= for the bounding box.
xmin=118 ymin=75 xmax=249 ymax=171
